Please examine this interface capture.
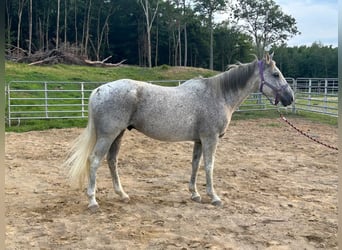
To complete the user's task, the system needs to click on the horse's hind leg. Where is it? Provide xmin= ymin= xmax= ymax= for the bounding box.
xmin=189 ymin=142 xmax=202 ymax=203
xmin=87 ymin=136 xmax=114 ymax=211
xmin=107 ymin=130 xmax=130 ymax=202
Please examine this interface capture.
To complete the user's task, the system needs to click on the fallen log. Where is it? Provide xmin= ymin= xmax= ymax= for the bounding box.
xmin=84 ymin=58 xmax=127 ymax=67
xmin=15 ymin=49 xmax=126 ymax=67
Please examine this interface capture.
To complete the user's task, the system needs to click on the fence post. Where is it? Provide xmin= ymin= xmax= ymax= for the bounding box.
xmin=292 ymin=78 xmax=297 ymax=113
xmin=308 ymin=79 xmax=312 ymax=108
xmin=7 ymin=83 xmax=11 ymax=127
xmin=324 ymin=79 xmax=328 ymax=114
xmin=44 ymin=82 xmax=49 ymax=118
xmin=81 ymin=82 xmax=85 ymax=118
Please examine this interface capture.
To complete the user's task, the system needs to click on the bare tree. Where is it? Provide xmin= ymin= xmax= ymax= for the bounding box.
xmin=17 ymin=0 xmax=28 ymax=56
xmin=195 ymin=0 xmax=227 ymax=70
xmin=5 ymin=0 xmax=13 ymax=46
xmin=64 ymin=0 xmax=68 ymax=50
xmin=138 ymin=0 xmax=160 ymax=68
xmin=183 ymin=0 xmax=189 ymax=66
xmin=83 ymin=0 xmax=92 ymax=57
xmin=28 ymin=0 xmax=32 ymax=54
xmin=74 ymin=0 xmax=78 ymax=53
xmin=45 ymin=6 xmax=50 ymax=51
xmin=90 ymin=3 xmax=114 ymax=61
xmin=56 ymin=0 xmax=60 ymax=49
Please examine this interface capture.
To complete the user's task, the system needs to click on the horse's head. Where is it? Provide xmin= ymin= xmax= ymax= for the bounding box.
xmin=258 ymin=53 xmax=294 ymax=106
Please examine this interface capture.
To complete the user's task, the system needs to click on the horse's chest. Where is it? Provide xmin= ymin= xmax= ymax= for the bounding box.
xmin=198 ymin=107 xmax=230 ymax=136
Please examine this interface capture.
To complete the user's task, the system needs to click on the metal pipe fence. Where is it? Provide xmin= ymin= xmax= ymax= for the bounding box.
xmin=292 ymin=78 xmax=338 ymax=116
xmin=5 ymin=78 xmax=338 ymax=126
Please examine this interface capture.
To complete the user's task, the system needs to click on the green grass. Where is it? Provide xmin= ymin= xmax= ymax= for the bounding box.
xmin=232 ymin=109 xmax=337 ymax=126
xmin=5 ymin=62 xmax=216 ymax=83
xmin=5 ymin=119 xmax=88 ymax=132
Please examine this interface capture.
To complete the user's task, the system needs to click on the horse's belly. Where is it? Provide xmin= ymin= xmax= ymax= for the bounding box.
xmin=134 ymin=114 xmax=197 ymax=142
xmin=139 ymin=128 xmax=194 ymax=142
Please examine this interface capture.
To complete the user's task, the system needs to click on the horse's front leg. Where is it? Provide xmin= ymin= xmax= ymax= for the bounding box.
xmin=189 ymin=142 xmax=202 ymax=203
xmin=202 ymin=137 xmax=222 ymax=206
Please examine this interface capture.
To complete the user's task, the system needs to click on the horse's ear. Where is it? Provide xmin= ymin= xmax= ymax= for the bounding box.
xmin=264 ymin=52 xmax=273 ymax=64
xmin=269 ymin=51 xmax=274 ymax=59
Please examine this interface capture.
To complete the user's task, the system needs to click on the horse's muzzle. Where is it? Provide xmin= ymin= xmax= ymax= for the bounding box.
xmin=279 ymin=89 xmax=294 ymax=107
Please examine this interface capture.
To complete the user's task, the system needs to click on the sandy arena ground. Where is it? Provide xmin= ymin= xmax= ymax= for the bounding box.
xmin=5 ymin=117 xmax=338 ymax=249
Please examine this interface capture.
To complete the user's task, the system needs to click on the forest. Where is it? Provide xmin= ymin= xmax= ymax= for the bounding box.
xmin=5 ymin=0 xmax=337 ymax=78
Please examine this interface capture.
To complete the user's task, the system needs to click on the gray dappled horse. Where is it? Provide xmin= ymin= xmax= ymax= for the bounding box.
xmin=65 ymin=53 xmax=294 ymax=211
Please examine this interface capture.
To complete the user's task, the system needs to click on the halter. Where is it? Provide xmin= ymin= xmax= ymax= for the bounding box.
xmin=258 ymin=60 xmax=287 ymax=106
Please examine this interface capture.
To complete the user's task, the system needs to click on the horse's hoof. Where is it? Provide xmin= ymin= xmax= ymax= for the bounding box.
xmin=88 ymin=204 xmax=99 ymax=213
xmin=121 ymin=196 xmax=130 ymax=203
xmin=211 ymin=199 xmax=222 ymax=206
xmin=191 ymin=195 xmax=202 ymax=203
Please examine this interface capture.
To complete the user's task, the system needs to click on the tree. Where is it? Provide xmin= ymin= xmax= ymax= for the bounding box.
xmin=5 ymin=0 xmax=14 ymax=46
xmin=17 ymin=0 xmax=28 ymax=56
xmin=90 ymin=1 xmax=115 ymax=60
xmin=214 ymin=21 xmax=253 ymax=70
xmin=195 ymin=0 xmax=227 ymax=70
xmin=56 ymin=0 xmax=60 ymax=49
xmin=28 ymin=0 xmax=32 ymax=54
xmin=63 ymin=0 xmax=68 ymax=50
xmin=232 ymin=0 xmax=300 ymax=58
xmin=138 ymin=0 xmax=160 ymax=68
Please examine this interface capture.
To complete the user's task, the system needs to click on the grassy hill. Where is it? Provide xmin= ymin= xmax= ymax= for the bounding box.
xmin=5 ymin=62 xmax=217 ymax=83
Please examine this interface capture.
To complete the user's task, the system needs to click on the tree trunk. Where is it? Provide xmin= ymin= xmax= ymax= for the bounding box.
xmin=95 ymin=7 xmax=112 ymax=61
xmin=155 ymin=19 xmax=159 ymax=66
xmin=209 ymin=14 xmax=213 ymax=70
xmin=184 ymin=23 xmax=187 ymax=67
xmin=28 ymin=0 xmax=32 ymax=54
xmin=182 ymin=0 xmax=187 ymax=67
xmin=143 ymin=0 xmax=152 ymax=68
xmin=17 ymin=0 xmax=27 ymax=57
xmin=173 ymin=28 xmax=177 ymax=66
xmin=64 ymin=0 xmax=67 ymax=50
xmin=85 ymin=0 xmax=92 ymax=58
xmin=178 ymin=22 xmax=181 ymax=66
xmin=74 ymin=0 xmax=78 ymax=53
xmin=81 ymin=0 xmax=88 ymax=56
xmin=38 ymin=17 xmax=43 ymax=49
xmin=56 ymin=0 xmax=60 ymax=49
xmin=146 ymin=25 xmax=152 ymax=67
xmin=45 ymin=7 xmax=50 ymax=51
xmin=139 ymin=0 xmax=159 ymax=68
xmin=5 ymin=0 xmax=12 ymax=46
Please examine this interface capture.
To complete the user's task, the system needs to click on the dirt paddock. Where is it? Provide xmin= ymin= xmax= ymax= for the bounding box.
xmin=5 ymin=118 xmax=338 ymax=249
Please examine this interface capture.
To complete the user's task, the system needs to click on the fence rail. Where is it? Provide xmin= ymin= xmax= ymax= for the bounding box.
xmin=5 ymin=78 xmax=338 ymax=126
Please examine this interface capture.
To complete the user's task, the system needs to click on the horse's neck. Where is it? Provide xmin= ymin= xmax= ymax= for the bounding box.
xmin=223 ymin=65 xmax=260 ymax=111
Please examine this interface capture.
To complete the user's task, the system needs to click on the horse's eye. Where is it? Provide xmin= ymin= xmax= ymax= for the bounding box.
xmin=273 ymin=72 xmax=279 ymax=78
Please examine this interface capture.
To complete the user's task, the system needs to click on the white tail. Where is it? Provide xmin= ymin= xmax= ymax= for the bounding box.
xmin=64 ymin=114 xmax=96 ymax=188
